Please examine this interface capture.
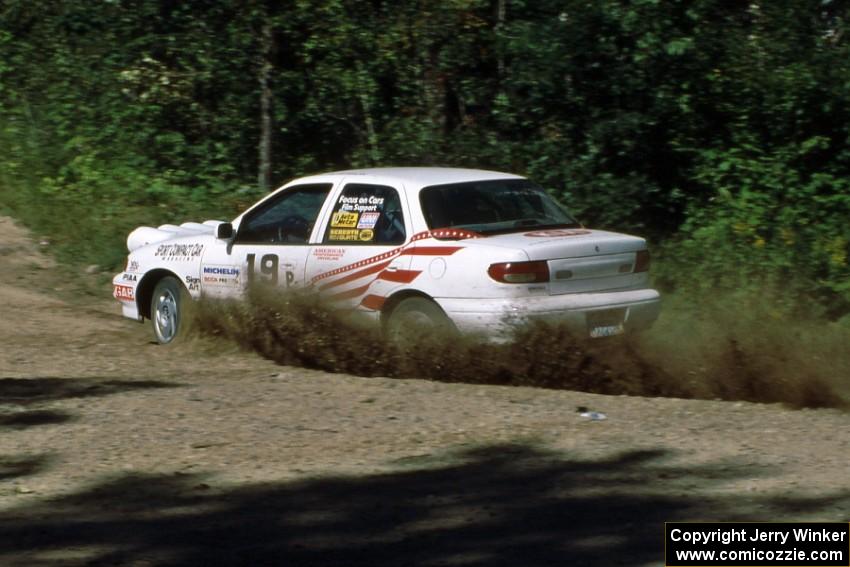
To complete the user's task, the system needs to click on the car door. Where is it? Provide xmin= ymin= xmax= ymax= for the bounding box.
xmin=200 ymin=182 xmax=334 ymax=298
xmin=305 ymin=180 xmax=413 ymax=311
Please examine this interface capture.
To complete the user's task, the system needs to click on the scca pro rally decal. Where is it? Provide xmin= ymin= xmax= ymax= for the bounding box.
xmin=154 ymin=243 xmax=204 ymax=260
xmin=310 ymin=229 xmax=480 ymax=311
xmin=524 ymin=229 xmax=590 ymax=238
xmin=113 ymin=284 xmax=134 ymax=301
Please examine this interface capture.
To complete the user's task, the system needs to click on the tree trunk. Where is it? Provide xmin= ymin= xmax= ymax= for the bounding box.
xmin=355 ymin=61 xmax=380 ymax=165
xmin=496 ymin=0 xmax=506 ymax=79
xmin=257 ymin=21 xmax=273 ymax=191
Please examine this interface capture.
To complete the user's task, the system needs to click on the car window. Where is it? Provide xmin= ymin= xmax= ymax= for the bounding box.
xmin=323 ymin=183 xmax=406 ymax=245
xmin=419 ymin=179 xmax=580 ymax=235
xmin=236 ymin=183 xmax=332 ymax=244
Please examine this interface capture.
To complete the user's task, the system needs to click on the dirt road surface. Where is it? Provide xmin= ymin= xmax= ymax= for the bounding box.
xmin=0 ymin=216 xmax=848 ymax=566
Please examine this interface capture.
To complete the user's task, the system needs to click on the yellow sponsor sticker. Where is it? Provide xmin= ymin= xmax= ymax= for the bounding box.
xmin=359 ymin=229 xmax=374 ymax=241
xmin=329 ymin=228 xmax=360 ymax=241
xmin=331 ymin=211 xmax=359 ymax=228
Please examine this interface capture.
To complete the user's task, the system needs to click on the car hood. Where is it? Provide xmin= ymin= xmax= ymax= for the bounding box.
xmin=127 ymin=220 xmax=227 ymax=252
xmin=457 ymin=228 xmax=646 ymax=260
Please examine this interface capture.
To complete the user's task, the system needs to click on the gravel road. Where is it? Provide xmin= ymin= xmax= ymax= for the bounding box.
xmin=0 ymin=216 xmax=847 ymax=566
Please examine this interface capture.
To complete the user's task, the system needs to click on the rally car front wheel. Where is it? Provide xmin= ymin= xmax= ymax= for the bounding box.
xmin=151 ymin=276 xmax=190 ymax=345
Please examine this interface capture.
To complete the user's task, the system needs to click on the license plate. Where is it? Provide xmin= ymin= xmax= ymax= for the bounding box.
xmin=586 ymin=308 xmax=626 ymax=338
xmin=589 ymin=324 xmax=624 ymax=338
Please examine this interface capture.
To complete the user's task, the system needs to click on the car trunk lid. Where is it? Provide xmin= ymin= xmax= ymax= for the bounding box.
xmin=461 ymin=228 xmax=648 ymax=294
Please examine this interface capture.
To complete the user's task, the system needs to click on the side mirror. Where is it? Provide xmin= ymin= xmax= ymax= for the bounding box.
xmin=215 ymin=222 xmax=234 ymax=240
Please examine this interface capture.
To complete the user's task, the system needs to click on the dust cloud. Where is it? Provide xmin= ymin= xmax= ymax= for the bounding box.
xmin=192 ymin=287 xmax=849 ymax=410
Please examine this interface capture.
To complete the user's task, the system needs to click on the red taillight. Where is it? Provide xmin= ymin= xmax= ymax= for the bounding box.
xmin=487 ymin=261 xmax=550 ymax=284
xmin=634 ymin=249 xmax=651 ymax=273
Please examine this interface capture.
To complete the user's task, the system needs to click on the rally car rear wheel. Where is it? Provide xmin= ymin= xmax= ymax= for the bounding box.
xmin=385 ymin=297 xmax=455 ymax=344
xmin=151 ymin=276 xmax=189 ymax=345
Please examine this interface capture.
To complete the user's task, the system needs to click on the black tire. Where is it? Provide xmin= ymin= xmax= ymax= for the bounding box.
xmin=385 ymin=297 xmax=455 ymax=344
xmin=150 ymin=276 xmax=191 ymax=344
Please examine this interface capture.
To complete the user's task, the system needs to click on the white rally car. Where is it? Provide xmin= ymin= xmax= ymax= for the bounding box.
xmin=113 ymin=168 xmax=660 ymax=344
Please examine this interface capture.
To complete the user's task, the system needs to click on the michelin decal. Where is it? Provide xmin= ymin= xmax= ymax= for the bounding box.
xmin=202 ymin=265 xmax=240 ymax=287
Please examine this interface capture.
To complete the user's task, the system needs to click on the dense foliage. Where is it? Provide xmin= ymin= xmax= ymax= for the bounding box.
xmin=0 ymin=0 xmax=848 ymax=316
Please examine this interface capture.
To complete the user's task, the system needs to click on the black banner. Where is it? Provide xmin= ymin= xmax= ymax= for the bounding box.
xmin=665 ymin=522 xmax=849 ymax=567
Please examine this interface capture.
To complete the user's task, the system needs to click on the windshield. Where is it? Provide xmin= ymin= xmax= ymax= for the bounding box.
xmin=419 ymin=179 xmax=580 ymax=235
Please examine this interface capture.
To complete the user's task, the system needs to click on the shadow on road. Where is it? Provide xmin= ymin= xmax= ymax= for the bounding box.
xmin=0 ymin=378 xmax=183 ymax=484
xmin=0 ymin=444 xmax=846 ymax=566
xmin=0 ymin=454 xmax=52 ymax=481
xmin=0 ymin=409 xmax=72 ymax=429
xmin=0 ymin=377 xmax=180 ymax=407
xmin=0 ymin=377 xmax=180 ymax=443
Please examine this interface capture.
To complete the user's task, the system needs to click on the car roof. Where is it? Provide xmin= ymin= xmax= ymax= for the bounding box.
xmin=287 ymin=167 xmax=524 ymax=191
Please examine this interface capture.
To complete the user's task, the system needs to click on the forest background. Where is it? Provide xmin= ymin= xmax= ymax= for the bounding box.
xmin=0 ymin=0 xmax=848 ymax=325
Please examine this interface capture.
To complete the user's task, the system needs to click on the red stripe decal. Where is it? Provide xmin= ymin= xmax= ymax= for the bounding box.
xmin=377 ymin=269 xmax=422 ymax=284
xmin=360 ymin=294 xmax=386 ymax=311
xmin=310 ymin=230 xmax=471 ymax=286
xmin=400 ymin=246 xmax=462 ymax=256
xmin=327 ymin=283 xmax=372 ymax=302
xmin=318 ymin=260 xmax=392 ymax=291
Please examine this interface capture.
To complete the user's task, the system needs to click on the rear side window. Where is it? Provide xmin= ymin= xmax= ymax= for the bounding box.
xmin=323 ymin=183 xmax=406 ymax=245
xmin=236 ymin=183 xmax=332 ymax=244
xmin=419 ymin=179 xmax=579 ymax=235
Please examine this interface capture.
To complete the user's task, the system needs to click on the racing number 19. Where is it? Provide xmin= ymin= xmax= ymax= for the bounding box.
xmin=246 ymin=253 xmax=295 ymax=287
xmin=246 ymin=253 xmax=277 ymax=285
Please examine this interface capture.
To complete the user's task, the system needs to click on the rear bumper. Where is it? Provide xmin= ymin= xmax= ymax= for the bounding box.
xmin=435 ymin=288 xmax=661 ymax=338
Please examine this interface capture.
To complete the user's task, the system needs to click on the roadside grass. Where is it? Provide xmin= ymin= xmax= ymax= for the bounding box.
xmin=632 ymin=291 xmax=850 ymax=408
xmin=0 ymin=174 xmax=260 ymax=273
xmin=192 ymin=286 xmax=849 ymax=409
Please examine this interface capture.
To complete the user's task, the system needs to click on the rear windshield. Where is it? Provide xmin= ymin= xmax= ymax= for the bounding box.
xmin=419 ymin=179 xmax=580 ymax=235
